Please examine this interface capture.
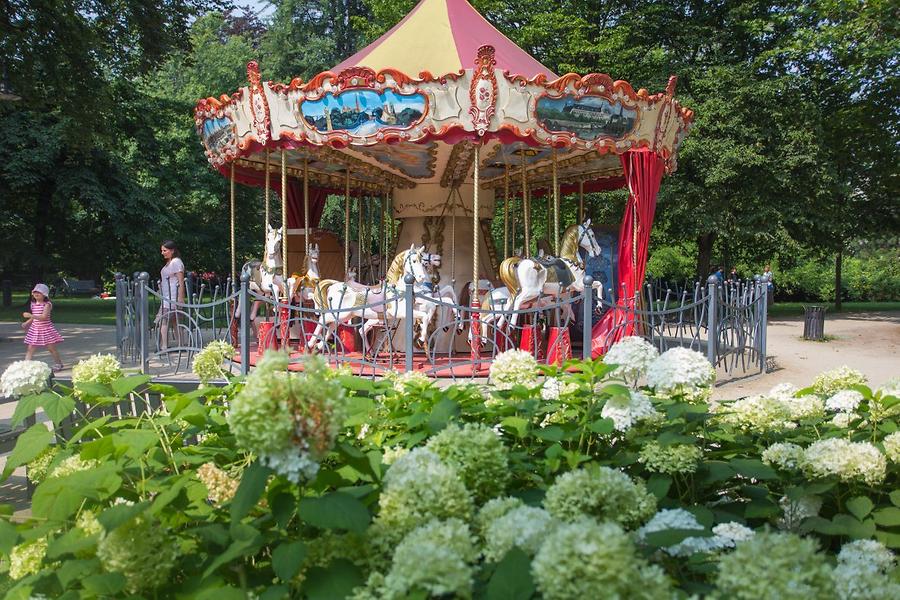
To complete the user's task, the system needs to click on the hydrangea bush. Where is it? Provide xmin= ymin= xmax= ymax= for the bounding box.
xmin=1 ymin=349 xmax=897 ymax=599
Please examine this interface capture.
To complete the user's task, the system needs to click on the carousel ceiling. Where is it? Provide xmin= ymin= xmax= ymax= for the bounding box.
xmin=194 ymin=0 xmax=693 ymax=197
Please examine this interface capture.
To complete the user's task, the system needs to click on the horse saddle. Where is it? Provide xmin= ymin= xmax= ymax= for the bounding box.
xmin=534 ymin=257 xmax=574 ymax=288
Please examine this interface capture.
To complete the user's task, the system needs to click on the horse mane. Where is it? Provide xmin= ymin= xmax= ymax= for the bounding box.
xmin=559 ymin=224 xmax=580 ymax=262
xmin=385 ymin=250 xmax=410 ymax=285
xmin=499 ymin=257 xmax=521 ymax=297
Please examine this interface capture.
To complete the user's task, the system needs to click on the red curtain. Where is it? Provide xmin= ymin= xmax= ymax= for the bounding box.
xmin=591 ymin=148 xmax=665 ymax=358
xmin=281 ymin=179 xmax=328 ymax=229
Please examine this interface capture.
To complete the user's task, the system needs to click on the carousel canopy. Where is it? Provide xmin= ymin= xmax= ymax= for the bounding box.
xmin=194 ymin=0 xmax=693 ymax=214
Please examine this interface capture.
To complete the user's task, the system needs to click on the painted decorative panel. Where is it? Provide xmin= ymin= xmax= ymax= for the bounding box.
xmin=301 ymin=90 xmax=427 ymax=135
xmin=536 ymin=95 xmax=637 ymax=140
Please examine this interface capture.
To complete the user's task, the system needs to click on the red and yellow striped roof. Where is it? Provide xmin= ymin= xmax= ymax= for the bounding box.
xmin=333 ymin=0 xmax=555 ymax=79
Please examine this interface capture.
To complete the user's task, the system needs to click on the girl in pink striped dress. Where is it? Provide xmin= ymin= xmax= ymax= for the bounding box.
xmin=23 ymin=283 xmax=64 ymax=371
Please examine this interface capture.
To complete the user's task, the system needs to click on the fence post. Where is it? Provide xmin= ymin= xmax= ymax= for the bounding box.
xmin=758 ymin=282 xmax=768 ymax=373
xmin=404 ymin=274 xmax=415 ymax=372
xmin=115 ymin=273 xmax=124 ymax=361
xmin=706 ymin=277 xmax=718 ymax=367
xmin=138 ymin=272 xmax=150 ymax=374
xmin=582 ymin=276 xmax=593 ymax=360
xmin=239 ymin=272 xmax=251 ymax=375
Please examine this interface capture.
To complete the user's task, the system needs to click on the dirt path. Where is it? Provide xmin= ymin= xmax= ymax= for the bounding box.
xmin=714 ymin=311 xmax=900 ymax=399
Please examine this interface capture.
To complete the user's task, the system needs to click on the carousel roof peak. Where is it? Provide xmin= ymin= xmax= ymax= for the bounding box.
xmin=333 ymin=0 xmax=555 ymax=79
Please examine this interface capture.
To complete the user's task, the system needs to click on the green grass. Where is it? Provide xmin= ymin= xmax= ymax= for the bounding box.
xmin=0 ymin=292 xmax=116 ymax=325
xmin=768 ymin=301 xmax=900 ymax=317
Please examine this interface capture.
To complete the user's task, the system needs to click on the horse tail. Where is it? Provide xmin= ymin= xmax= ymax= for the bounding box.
xmin=313 ymin=279 xmax=337 ymax=309
xmin=499 ymin=257 xmax=521 ymax=297
xmin=459 ymin=281 xmax=471 ymax=308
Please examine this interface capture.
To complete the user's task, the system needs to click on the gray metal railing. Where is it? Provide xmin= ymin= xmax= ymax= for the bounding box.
xmin=114 ymin=272 xmax=767 ymax=380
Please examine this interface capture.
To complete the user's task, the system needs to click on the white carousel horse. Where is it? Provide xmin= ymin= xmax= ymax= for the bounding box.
xmin=418 ymin=252 xmax=465 ymax=335
xmin=291 ymin=243 xmax=320 ymax=303
xmin=307 ymin=245 xmax=433 ymax=353
xmin=479 ymin=219 xmax=604 ymax=333
xmin=241 ymin=224 xmax=298 ymax=321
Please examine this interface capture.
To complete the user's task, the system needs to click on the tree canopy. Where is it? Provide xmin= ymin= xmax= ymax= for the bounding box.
xmin=0 ymin=0 xmax=896 ymax=302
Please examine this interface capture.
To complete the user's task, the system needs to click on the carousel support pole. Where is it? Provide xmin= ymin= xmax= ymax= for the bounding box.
xmin=503 ymin=166 xmax=510 ymax=259
xmin=229 ymin=163 xmax=240 ymax=348
xmin=578 ymin=180 xmax=584 ymax=223
xmin=404 ymin=273 xmax=415 ymax=372
xmin=280 ymin=150 xmax=289 ymax=348
xmin=239 ymin=271 xmax=251 ymax=375
xmin=357 ymin=196 xmax=362 ymax=279
xmin=521 ymin=152 xmax=530 ymax=256
xmin=303 ymin=158 xmax=310 ymax=255
xmin=552 ymin=148 xmax=560 ymax=255
xmin=265 ymin=149 xmax=271 ymax=230
xmin=344 ymin=170 xmax=350 ymax=277
xmin=582 ymin=276 xmax=594 ymax=360
xmin=471 ymin=145 xmax=482 ymax=363
xmin=382 ymin=190 xmax=389 ymax=278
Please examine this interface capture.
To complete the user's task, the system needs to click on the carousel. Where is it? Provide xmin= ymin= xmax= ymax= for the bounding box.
xmin=193 ymin=0 xmax=693 ymax=375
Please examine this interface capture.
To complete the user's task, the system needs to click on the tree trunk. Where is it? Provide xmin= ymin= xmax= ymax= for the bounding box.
xmin=696 ymin=232 xmax=716 ymax=280
xmin=834 ymin=248 xmax=843 ymax=310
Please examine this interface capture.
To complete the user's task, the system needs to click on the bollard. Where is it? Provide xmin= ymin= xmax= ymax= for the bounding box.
xmin=802 ymin=305 xmax=826 ymax=341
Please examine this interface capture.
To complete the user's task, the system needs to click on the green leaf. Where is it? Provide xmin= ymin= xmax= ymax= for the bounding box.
xmin=82 ymin=572 xmax=126 ymax=594
xmin=272 ymin=540 xmax=307 ymax=581
xmin=68 ymin=415 xmax=112 ymax=443
xmin=589 ymin=418 xmax=614 ymax=434
xmin=598 ymin=383 xmax=630 ymax=398
xmin=846 ymin=496 xmax=874 ymax=520
xmin=299 ymin=492 xmax=370 ymax=533
xmin=642 ymin=528 xmax=711 ymax=548
xmin=875 ymin=530 xmax=900 ymax=549
xmin=304 ymin=559 xmax=363 ymax=600
xmin=890 ymin=490 xmax=900 ymax=507
xmin=729 ymin=459 xmax=778 ymax=480
xmin=150 ymin=475 xmax=189 ymax=514
xmin=700 ymin=461 xmax=735 ymax=483
xmin=486 ymin=547 xmax=535 ymax=600
xmin=75 ymin=381 xmax=114 ymax=398
xmin=111 ymin=374 xmax=151 ymax=397
xmin=832 ymin=514 xmax=876 ymax=540
xmin=31 ymin=464 xmax=122 ymax=522
xmin=259 ymin=586 xmax=291 ymax=600
xmin=500 ymin=416 xmax=529 ymax=438
xmin=646 ymin=474 xmax=673 ymax=499
xmin=97 ymin=501 xmax=149 ymax=532
xmin=535 ymin=426 xmax=564 ymax=442
xmin=427 ymin=397 xmax=460 ymax=432
xmin=271 ymin=492 xmax=297 ymax=529
xmin=202 ymin=524 xmax=263 ymax=578
xmin=38 ymin=393 xmax=76 ymax=425
xmin=110 ymin=429 xmax=160 ymax=458
xmin=2 ymin=423 xmax=53 ymax=480
xmin=9 ymin=393 xmax=44 ymax=427
xmin=47 ymin=527 xmax=98 ymax=559
xmin=873 ymin=507 xmax=900 ymax=527
xmin=55 ymin=558 xmax=100 ymax=587
xmin=0 ymin=519 xmax=19 ymax=554
xmin=230 ymin=461 xmax=272 ymax=522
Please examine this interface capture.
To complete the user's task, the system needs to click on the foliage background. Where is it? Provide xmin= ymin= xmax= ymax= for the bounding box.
xmin=0 ymin=0 xmax=897 ymax=302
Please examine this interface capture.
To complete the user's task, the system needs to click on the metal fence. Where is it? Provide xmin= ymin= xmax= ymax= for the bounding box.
xmin=115 ymin=272 xmax=767 ymax=381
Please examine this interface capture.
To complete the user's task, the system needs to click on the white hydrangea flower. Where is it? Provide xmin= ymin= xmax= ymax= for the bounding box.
xmin=602 ymin=336 xmax=659 ymax=382
xmin=192 ymin=340 xmax=234 ymax=383
xmin=540 ymin=377 xmax=579 ymax=401
xmin=762 ymin=442 xmax=805 ymax=471
xmin=645 ymin=347 xmax=715 ymax=399
xmin=801 ymin=438 xmax=887 ymax=485
xmin=489 ymin=349 xmax=538 ymax=390
xmin=831 ymin=412 xmax=860 ymax=429
xmin=825 ymin=390 xmax=864 ymax=413
xmin=768 ymin=382 xmax=797 ymax=397
xmin=382 ymin=446 xmax=409 ymax=465
xmin=0 ymin=360 xmax=51 ymax=397
xmin=49 ymin=455 xmax=99 ymax=478
xmin=712 ymin=522 xmax=755 ymax=548
xmin=717 ymin=394 xmax=796 ymax=433
xmin=833 ymin=539 xmax=900 ymax=600
xmin=637 ymin=509 xmax=725 ymax=556
xmin=600 ymin=390 xmax=660 ymax=432
xmin=483 ymin=505 xmax=555 ymax=562
xmin=877 ymin=377 xmax=900 ymax=398
xmin=783 ymin=393 xmax=826 ymax=421
xmin=883 ymin=432 xmax=900 ymax=463
xmin=72 ymin=354 xmax=123 ymax=394
xmin=391 ymin=370 xmax=433 ymax=392
xmin=812 ymin=365 xmax=867 ymax=397
xmin=8 ymin=537 xmax=47 ymax=579
xmin=778 ymin=494 xmax=822 ymax=530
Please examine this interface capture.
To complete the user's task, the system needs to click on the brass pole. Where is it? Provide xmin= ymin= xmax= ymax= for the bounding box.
xmin=230 ymin=162 xmax=236 ymax=284
xmin=264 ymin=149 xmax=270 ymax=232
xmin=578 ymin=180 xmax=584 ymax=223
xmin=281 ymin=151 xmax=288 ymax=285
xmin=344 ymin=170 xmax=350 ymax=276
xmin=473 ymin=145 xmax=480 ymax=298
xmin=552 ymin=148 xmax=560 ymax=254
xmin=357 ymin=196 xmax=362 ymax=278
xmin=383 ymin=190 xmax=389 ymax=276
xmin=503 ymin=165 xmax=510 ymax=259
xmin=521 ymin=152 xmax=530 ymax=256
xmin=303 ymin=158 xmax=310 ymax=255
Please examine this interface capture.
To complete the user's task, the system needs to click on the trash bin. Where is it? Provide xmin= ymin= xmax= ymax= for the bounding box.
xmin=803 ymin=305 xmax=826 ymax=340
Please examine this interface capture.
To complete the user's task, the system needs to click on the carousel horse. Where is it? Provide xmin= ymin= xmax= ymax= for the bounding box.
xmin=290 ymin=243 xmax=321 ymax=303
xmin=307 ymin=245 xmax=433 ymax=353
xmin=479 ymin=219 xmax=603 ymax=333
xmin=418 ymin=252 xmax=465 ymax=335
xmin=240 ymin=224 xmax=298 ymax=321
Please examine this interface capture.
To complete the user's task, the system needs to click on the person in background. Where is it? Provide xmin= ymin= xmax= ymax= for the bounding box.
xmin=728 ymin=267 xmax=740 ymax=283
xmin=714 ymin=266 xmax=725 ymax=284
xmin=762 ymin=264 xmax=774 ymax=305
xmin=23 ymin=283 xmax=64 ymax=371
xmin=158 ymin=240 xmax=186 ymax=349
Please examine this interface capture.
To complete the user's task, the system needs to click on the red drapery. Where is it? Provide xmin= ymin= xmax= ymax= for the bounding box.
xmin=280 ymin=179 xmax=328 ymax=229
xmin=591 ymin=148 xmax=665 ymax=358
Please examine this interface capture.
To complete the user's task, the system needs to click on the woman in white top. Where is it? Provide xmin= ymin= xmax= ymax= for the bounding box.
xmin=158 ymin=240 xmax=185 ymax=349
